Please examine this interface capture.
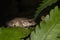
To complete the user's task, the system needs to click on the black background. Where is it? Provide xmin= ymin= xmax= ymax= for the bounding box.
xmin=0 ymin=0 xmax=60 ymax=27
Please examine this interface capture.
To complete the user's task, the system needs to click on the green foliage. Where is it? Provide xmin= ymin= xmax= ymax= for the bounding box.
xmin=0 ymin=0 xmax=58 ymax=40
xmin=30 ymin=6 xmax=60 ymax=40
xmin=0 ymin=27 xmax=32 ymax=40
xmin=34 ymin=0 xmax=57 ymax=19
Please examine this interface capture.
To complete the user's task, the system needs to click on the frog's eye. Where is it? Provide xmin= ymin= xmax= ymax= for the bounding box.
xmin=28 ymin=20 xmax=32 ymax=23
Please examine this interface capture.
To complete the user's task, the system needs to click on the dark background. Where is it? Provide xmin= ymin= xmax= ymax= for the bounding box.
xmin=0 ymin=0 xmax=60 ymax=27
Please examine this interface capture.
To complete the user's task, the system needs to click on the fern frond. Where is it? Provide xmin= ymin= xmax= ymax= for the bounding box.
xmin=31 ymin=6 xmax=60 ymax=40
xmin=34 ymin=0 xmax=57 ymax=19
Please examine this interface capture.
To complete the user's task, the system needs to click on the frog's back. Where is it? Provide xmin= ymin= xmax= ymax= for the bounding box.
xmin=6 ymin=18 xmax=24 ymax=27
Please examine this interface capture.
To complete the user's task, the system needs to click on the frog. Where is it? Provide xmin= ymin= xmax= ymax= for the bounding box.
xmin=6 ymin=18 xmax=36 ymax=28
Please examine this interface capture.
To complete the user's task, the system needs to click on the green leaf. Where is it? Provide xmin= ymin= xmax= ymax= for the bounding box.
xmin=31 ymin=6 xmax=60 ymax=40
xmin=34 ymin=0 xmax=57 ymax=19
xmin=0 ymin=27 xmax=32 ymax=40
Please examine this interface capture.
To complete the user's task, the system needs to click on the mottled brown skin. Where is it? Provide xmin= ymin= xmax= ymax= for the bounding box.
xmin=6 ymin=18 xmax=36 ymax=28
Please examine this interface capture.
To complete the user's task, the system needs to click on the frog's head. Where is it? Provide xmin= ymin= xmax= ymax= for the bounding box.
xmin=20 ymin=19 xmax=36 ymax=27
